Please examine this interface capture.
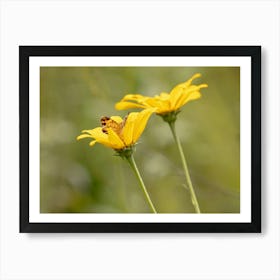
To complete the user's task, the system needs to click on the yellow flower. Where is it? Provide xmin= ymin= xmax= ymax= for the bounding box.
xmin=115 ymin=73 xmax=208 ymax=115
xmin=77 ymin=108 xmax=155 ymax=151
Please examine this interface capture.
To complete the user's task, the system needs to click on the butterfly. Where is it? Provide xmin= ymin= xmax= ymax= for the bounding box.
xmin=100 ymin=115 xmax=128 ymax=135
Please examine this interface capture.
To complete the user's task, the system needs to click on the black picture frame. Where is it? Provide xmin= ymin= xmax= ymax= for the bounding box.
xmin=19 ymin=46 xmax=261 ymax=233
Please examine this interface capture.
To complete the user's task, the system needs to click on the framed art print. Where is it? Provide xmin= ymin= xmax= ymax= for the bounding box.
xmin=19 ymin=46 xmax=261 ymax=233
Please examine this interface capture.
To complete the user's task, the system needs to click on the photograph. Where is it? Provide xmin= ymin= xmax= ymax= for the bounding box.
xmin=40 ymin=66 xmax=240 ymax=214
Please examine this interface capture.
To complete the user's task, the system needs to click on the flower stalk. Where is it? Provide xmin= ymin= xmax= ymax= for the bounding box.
xmin=168 ymin=120 xmax=201 ymax=213
xmin=125 ymin=154 xmax=157 ymax=213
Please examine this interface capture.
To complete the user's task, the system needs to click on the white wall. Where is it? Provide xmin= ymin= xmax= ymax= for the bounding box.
xmin=0 ymin=0 xmax=279 ymax=279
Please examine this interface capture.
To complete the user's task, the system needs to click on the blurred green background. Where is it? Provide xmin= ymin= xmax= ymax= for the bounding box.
xmin=40 ymin=67 xmax=240 ymax=213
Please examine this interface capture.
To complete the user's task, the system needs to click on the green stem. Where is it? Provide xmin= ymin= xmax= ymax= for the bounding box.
xmin=125 ymin=154 xmax=157 ymax=213
xmin=168 ymin=122 xmax=201 ymax=213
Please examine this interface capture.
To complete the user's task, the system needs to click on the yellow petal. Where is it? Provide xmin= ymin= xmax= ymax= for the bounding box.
xmin=121 ymin=94 xmax=147 ymax=102
xmin=143 ymin=97 xmax=170 ymax=114
xmin=169 ymin=73 xmax=202 ymax=107
xmin=79 ymin=127 xmax=113 ymax=148
xmin=77 ymin=134 xmax=93 ymax=140
xmin=81 ymin=129 xmax=96 ymax=134
xmin=187 ymin=73 xmax=202 ymax=83
xmin=169 ymin=88 xmax=184 ymax=109
xmin=143 ymin=97 xmax=169 ymax=112
xmin=115 ymin=101 xmax=146 ymax=110
xmin=158 ymin=92 xmax=170 ymax=99
xmin=173 ymin=84 xmax=207 ymax=110
xmin=115 ymin=94 xmax=149 ymax=110
xmin=132 ymin=108 xmax=155 ymax=142
xmin=197 ymin=84 xmax=208 ymax=90
xmin=180 ymin=73 xmax=202 ymax=89
xmin=84 ymin=127 xmax=107 ymax=140
xmin=121 ymin=112 xmax=138 ymax=145
xmin=89 ymin=140 xmax=97 ymax=146
xmin=107 ymin=128 xmax=125 ymax=149
xmin=175 ymin=91 xmax=201 ymax=110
